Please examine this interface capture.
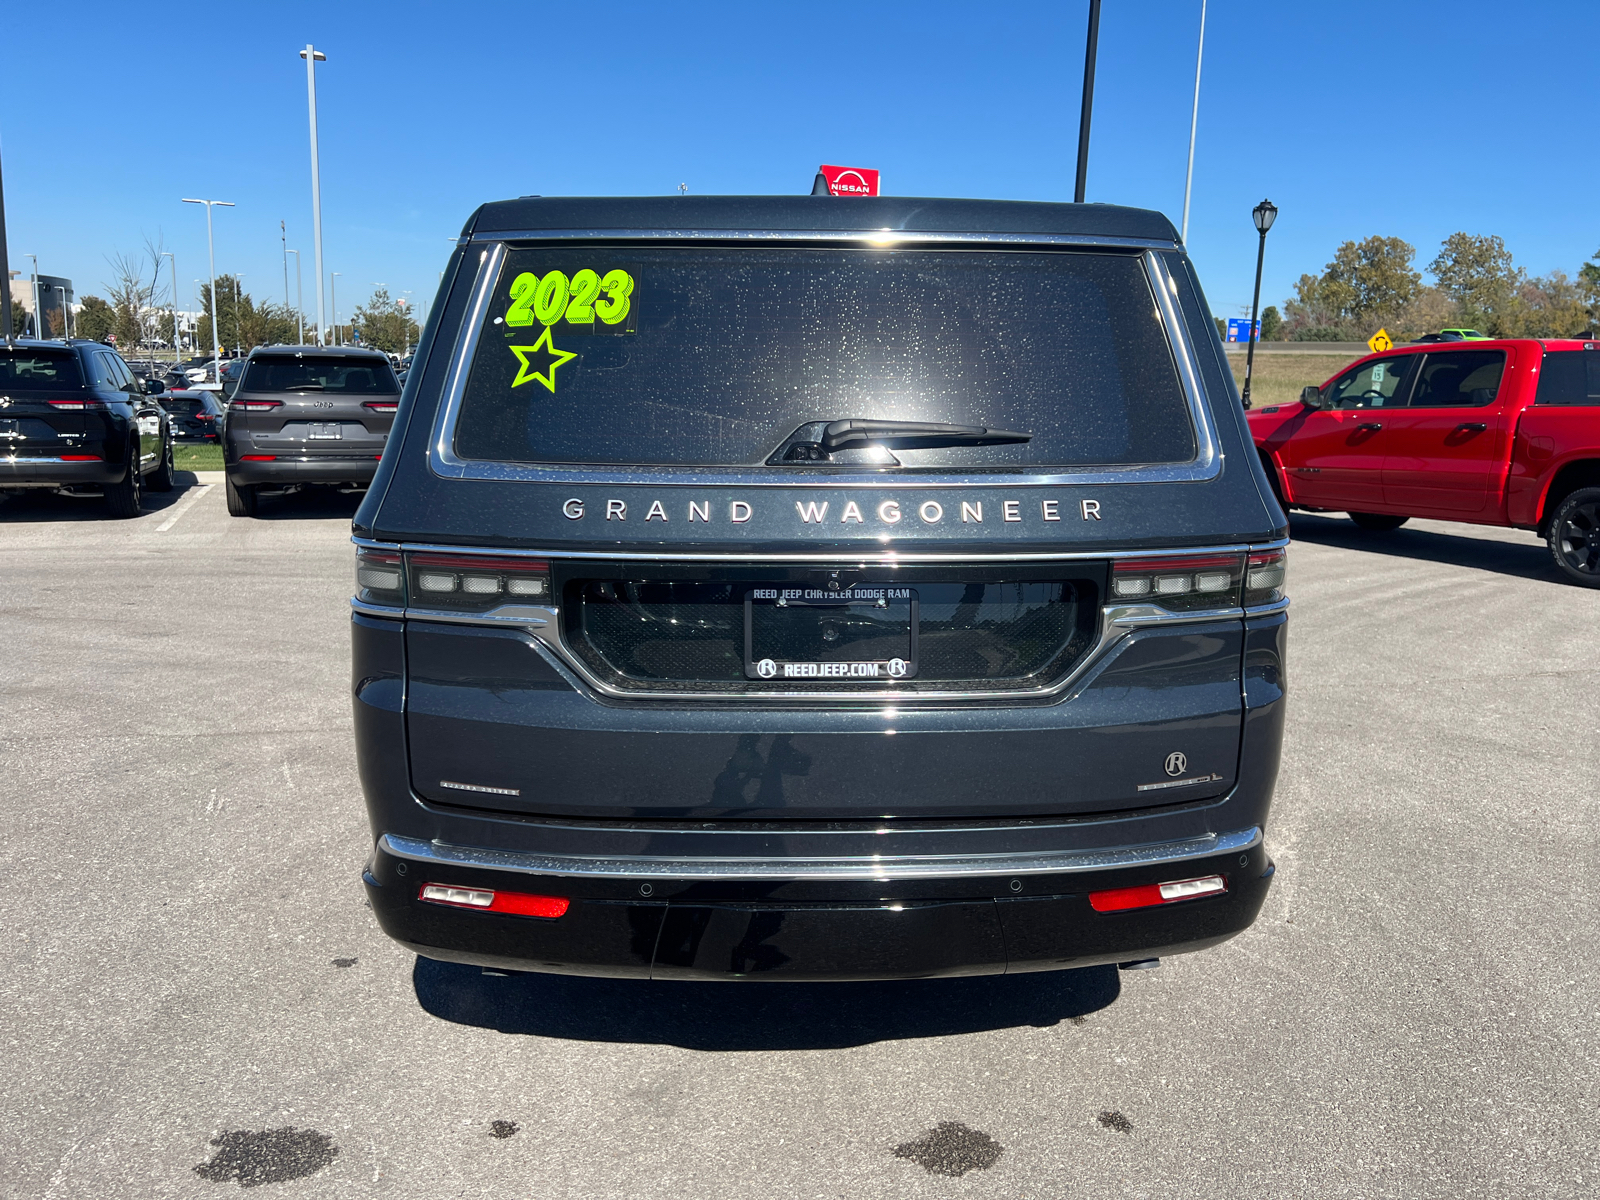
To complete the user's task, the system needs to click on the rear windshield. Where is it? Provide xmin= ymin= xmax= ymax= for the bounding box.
xmin=0 ymin=350 xmax=84 ymax=390
xmin=242 ymin=355 xmax=399 ymax=394
xmin=453 ymin=247 xmax=1196 ymax=469
xmin=163 ymin=395 xmax=208 ymax=413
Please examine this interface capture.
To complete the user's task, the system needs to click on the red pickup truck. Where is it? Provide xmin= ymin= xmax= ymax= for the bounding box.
xmin=1248 ymin=338 xmax=1600 ymax=586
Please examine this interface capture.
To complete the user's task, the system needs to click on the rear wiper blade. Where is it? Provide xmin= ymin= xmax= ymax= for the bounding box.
xmin=820 ymin=419 xmax=1031 ymax=451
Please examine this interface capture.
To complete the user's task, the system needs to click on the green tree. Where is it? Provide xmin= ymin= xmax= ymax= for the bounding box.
xmin=75 ymin=295 xmax=115 ymax=342
xmin=1429 ymin=233 xmax=1522 ymax=334
xmin=1319 ymin=236 xmax=1421 ymax=330
xmin=352 ymin=287 xmax=419 ymax=353
xmin=1260 ymin=305 xmax=1282 ymax=341
xmin=1578 ymin=247 xmax=1600 ymax=327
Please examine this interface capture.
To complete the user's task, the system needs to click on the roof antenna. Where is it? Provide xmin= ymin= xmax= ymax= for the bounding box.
xmin=810 ymin=171 xmax=831 ymax=197
xmin=678 ymin=183 xmax=688 ymax=196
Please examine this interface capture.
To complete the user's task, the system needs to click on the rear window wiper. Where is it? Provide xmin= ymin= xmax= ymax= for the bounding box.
xmin=771 ymin=418 xmax=1032 ymax=463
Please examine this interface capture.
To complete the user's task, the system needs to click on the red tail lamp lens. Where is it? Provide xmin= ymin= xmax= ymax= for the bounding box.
xmin=362 ymin=401 xmax=399 ymax=412
xmin=1089 ymin=874 xmax=1227 ymax=913
xmin=419 ymin=883 xmax=569 ymax=919
xmin=60 ymin=454 xmax=103 ymax=461
xmin=48 ymin=399 xmax=104 ymax=410
xmin=240 ymin=454 xmax=276 ymax=461
xmin=232 ymin=399 xmax=282 ymax=411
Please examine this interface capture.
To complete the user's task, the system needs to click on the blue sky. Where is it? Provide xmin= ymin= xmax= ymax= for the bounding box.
xmin=4 ymin=0 xmax=1596 ymax=326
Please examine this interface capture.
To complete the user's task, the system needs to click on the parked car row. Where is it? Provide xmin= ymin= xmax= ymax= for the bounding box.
xmin=1 ymin=339 xmax=397 ymax=518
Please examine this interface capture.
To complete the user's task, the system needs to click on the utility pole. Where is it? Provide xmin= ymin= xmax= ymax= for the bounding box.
xmin=331 ymin=273 xmax=341 ymax=346
xmin=1181 ymin=0 xmax=1207 ymax=244
xmin=300 ymin=45 xmax=328 ymax=345
xmin=161 ymin=252 xmax=178 ymax=363
xmin=1074 ymin=0 xmax=1102 ymax=203
xmin=286 ymin=249 xmax=304 ymax=343
xmin=182 ymin=197 xmax=234 ymax=385
xmin=26 ymin=254 xmax=41 ymax=339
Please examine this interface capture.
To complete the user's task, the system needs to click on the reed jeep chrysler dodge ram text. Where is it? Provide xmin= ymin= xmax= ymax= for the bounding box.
xmin=351 ymin=195 xmax=1288 ymax=981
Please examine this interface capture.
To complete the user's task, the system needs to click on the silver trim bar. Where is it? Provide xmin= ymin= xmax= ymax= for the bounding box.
xmin=470 ymin=228 xmax=1179 ymax=250
xmin=380 ymin=826 xmax=1260 ymax=881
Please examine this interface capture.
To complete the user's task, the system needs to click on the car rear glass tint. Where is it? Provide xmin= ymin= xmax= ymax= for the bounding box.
xmin=0 ymin=351 xmax=84 ymax=389
xmin=1535 ymin=349 xmax=1600 ymax=406
xmin=243 ymin=355 xmax=399 ymax=394
xmin=453 ymin=247 xmax=1196 ymax=469
xmin=164 ymin=396 xmax=205 ymax=413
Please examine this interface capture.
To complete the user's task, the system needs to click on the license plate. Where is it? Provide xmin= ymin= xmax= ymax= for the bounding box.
xmin=308 ymin=423 xmax=342 ymax=440
xmin=744 ymin=586 xmax=918 ymax=681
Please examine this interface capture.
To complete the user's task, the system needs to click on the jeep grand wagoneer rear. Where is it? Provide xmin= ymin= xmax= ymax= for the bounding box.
xmin=352 ymin=196 xmax=1286 ymax=980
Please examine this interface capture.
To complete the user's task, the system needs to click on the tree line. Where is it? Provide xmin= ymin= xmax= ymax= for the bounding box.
xmin=1260 ymin=233 xmax=1599 ymax=342
xmin=55 ymin=241 xmax=422 ymax=356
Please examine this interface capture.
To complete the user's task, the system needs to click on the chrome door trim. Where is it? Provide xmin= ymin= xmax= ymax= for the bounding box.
xmin=426 ymin=244 xmax=1221 ymax=490
xmin=380 ymin=826 xmax=1259 ymax=881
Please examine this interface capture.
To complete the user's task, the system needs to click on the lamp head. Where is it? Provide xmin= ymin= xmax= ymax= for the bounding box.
xmin=1252 ymin=198 xmax=1278 ymax=234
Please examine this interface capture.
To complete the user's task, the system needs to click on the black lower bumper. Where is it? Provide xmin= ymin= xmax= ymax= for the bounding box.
xmin=364 ymin=835 xmax=1274 ymax=981
xmin=0 ymin=458 xmax=123 ymax=487
xmin=227 ymin=456 xmax=379 ymax=486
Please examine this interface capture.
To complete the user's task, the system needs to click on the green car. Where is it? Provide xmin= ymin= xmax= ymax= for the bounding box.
xmin=1440 ymin=328 xmax=1489 ymax=341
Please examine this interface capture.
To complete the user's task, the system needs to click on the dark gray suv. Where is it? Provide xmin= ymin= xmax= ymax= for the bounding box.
xmin=223 ymin=345 xmax=399 ymax=516
xmin=352 ymin=195 xmax=1288 ymax=981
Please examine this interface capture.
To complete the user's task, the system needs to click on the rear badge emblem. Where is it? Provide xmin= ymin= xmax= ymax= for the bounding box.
xmin=1164 ymin=752 xmax=1187 ymax=777
xmin=756 ymin=658 xmax=778 ymax=679
xmin=887 ymin=658 xmax=909 ymax=678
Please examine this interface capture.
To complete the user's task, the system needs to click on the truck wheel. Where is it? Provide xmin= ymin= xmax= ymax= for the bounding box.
xmin=148 ymin=435 xmax=175 ymax=492
xmin=1349 ymin=513 xmax=1408 ymax=531
xmin=225 ymin=475 xmax=258 ymax=518
xmin=1546 ymin=486 xmax=1600 ymax=587
xmin=104 ymin=453 xmax=143 ymax=519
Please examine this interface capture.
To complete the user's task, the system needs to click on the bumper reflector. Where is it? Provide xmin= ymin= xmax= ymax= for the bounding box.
xmin=1088 ymin=874 xmax=1227 ymax=913
xmin=240 ymin=454 xmax=277 ymax=461
xmin=419 ymin=883 xmax=570 ymax=919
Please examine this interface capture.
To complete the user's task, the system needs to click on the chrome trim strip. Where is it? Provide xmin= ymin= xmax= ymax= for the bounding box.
xmin=426 ymin=244 xmax=1221 ymax=490
xmin=352 ymin=535 xmax=1289 ymax=565
xmin=469 ymin=228 xmax=1178 ymax=250
xmin=379 ymin=826 xmax=1260 ymax=881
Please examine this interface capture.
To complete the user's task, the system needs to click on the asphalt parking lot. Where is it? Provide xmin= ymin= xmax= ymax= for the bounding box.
xmin=2 ymin=475 xmax=1595 ymax=1199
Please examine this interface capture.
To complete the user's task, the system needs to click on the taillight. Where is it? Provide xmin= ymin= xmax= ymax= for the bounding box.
xmin=240 ymin=454 xmax=276 ymax=461
xmin=355 ymin=547 xmax=405 ymax=606
xmin=60 ymin=454 xmax=103 ymax=461
xmin=419 ymin=883 xmax=569 ymax=919
xmin=232 ymin=399 xmax=282 ymax=412
xmin=1111 ymin=553 xmax=1243 ymax=611
xmin=1244 ymin=548 xmax=1287 ymax=607
xmin=194 ymin=413 xmax=215 ymax=421
xmin=362 ymin=401 xmax=399 ymax=412
xmin=1089 ymin=874 xmax=1227 ymax=913
xmin=407 ymin=552 xmax=550 ymax=609
xmin=47 ymin=399 xmax=105 ymax=410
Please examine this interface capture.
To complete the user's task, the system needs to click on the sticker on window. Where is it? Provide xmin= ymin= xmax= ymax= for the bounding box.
xmin=492 ymin=265 xmax=637 ymax=394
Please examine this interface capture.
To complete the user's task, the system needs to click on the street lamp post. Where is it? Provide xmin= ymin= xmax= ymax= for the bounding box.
xmin=1073 ymin=0 xmax=1103 ymax=203
xmin=286 ymin=250 xmax=304 ymax=344
xmin=27 ymin=254 xmax=41 ymax=339
xmin=402 ymin=290 xmax=414 ymax=357
xmin=331 ymin=273 xmax=341 ymax=346
xmin=1181 ymin=0 xmax=1207 ymax=244
xmin=182 ymin=197 xmax=234 ymax=387
xmin=1240 ymin=198 xmax=1278 ymax=411
xmin=161 ymin=252 xmax=178 ymax=363
xmin=300 ymin=46 xmax=328 ymax=345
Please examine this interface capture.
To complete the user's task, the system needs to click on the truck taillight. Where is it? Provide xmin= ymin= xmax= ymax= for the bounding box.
xmin=355 ymin=548 xmax=405 ymax=606
xmin=1243 ymin=549 xmax=1287 ymax=607
xmin=407 ymin=552 xmax=551 ymax=610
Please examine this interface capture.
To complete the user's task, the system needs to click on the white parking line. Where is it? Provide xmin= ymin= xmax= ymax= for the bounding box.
xmin=155 ymin=484 xmax=213 ymax=532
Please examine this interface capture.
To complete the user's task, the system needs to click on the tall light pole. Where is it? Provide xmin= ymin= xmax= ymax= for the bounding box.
xmin=280 ymin=219 xmax=291 ymax=325
xmin=1180 ymin=0 xmax=1207 ymax=244
xmin=1073 ymin=0 xmax=1102 ymax=203
xmin=27 ymin=254 xmax=41 ymax=339
xmin=331 ymin=273 xmax=341 ymax=346
xmin=401 ymin=290 xmax=414 ymax=357
xmin=182 ymin=197 xmax=233 ymax=385
xmin=161 ymin=252 xmax=178 ymax=362
xmin=1240 ymin=198 xmax=1278 ymax=411
xmin=300 ymin=45 xmax=328 ymax=345
xmin=0 ymin=144 xmax=12 ymax=345
xmin=286 ymin=249 xmax=304 ymax=343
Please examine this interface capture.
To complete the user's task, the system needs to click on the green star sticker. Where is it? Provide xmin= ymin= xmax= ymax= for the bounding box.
xmin=509 ymin=326 xmax=578 ymax=392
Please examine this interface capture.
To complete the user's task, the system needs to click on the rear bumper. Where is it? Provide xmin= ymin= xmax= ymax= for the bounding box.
xmin=228 ymin=455 xmax=380 ymax=486
xmin=0 ymin=457 xmax=123 ymax=487
xmin=363 ymin=828 xmax=1273 ymax=980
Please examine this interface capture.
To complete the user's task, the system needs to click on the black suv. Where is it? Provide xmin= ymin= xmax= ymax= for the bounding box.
xmin=353 ymin=196 xmax=1289 ymax=981
xmin=223 ymin=345 xmax=400 ymax=516
xmin=0 ymin=339 xmax=174 ymax=517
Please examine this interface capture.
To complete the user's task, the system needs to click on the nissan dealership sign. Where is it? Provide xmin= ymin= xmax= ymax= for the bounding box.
xmin=819 ymin=165 xmax=880 ymax=196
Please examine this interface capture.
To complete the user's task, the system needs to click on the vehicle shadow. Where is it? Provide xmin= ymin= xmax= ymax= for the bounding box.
xmin=1289 ymin=513 xmax=1558 ymax=584
xmin=0 ymin=471 xmax=205 ymax=523
xmin=411 ymin=957 xmax=1121 ymax=1050
xmin=248 ymin=488 xmax=366 ymax=521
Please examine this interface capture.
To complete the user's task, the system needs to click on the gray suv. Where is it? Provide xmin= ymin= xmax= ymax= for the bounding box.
xmin=223 ymin=346 xmax=399 ymax=516
xmin=352 ymin=195 xmax=1289 ymax=981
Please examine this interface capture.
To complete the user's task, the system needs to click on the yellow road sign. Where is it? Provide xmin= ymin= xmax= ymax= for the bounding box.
xmin=1367 ymin=328 xmax=1392 ymax=353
